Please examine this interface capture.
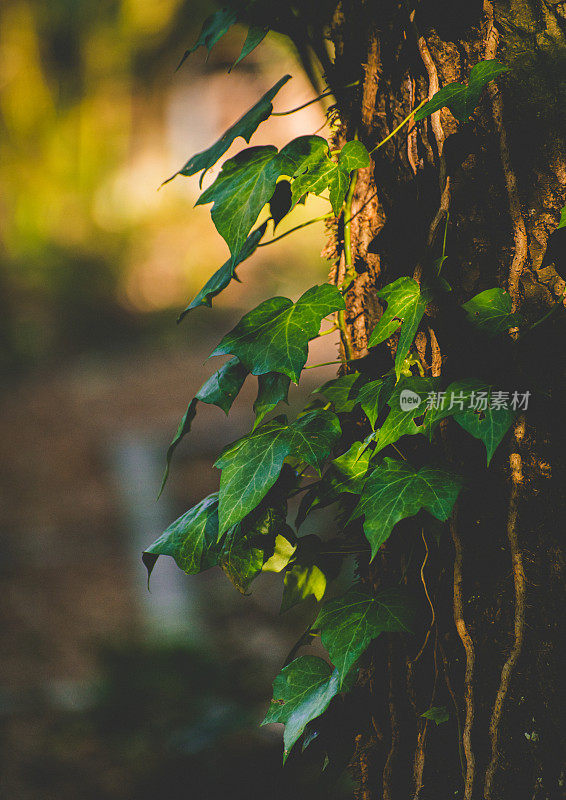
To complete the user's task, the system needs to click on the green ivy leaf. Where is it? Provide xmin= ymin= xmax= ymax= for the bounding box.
xmin=462 ymin=288 xmax=521 ymax=335
xmin=282 ymin=563 xmax=327 ymax=612
xmin=374 ymin=376 xmax=439 ymax=454
xmin=368 ymin=278 xmax=431 ymax=379
xmin=253 ymin=372 xmax=290 ymax=429
xmin=315 ymin=587 xmax=415 ymax=686
xmin=215 ymin=409 xmax=341 ymax=534
xmin=177 ymin=223 xmax=267 ymax=320
xmin=165 ymin=77 xmax=290 ymax=185
xmin=557 ymin=203 xmax=566 ymax=230
xmin=338 ymin=140 xmax=371 ymax=172
xmin=211 ymin=284 xmax=345 ymax=382
xmin=262 ymin=534 xmax=297 ymax=573
xmin=357 ymin=376 xmax=396 ymax=429
xmin=160 ymin=358 xmax=248 ymax=495
xmin=143 ymin=493 xmax=220 ymax=580
xmin=262 ymin=656 xmax=345 ymax=761
xmin=219 ymin=502 xmax=291 ymax=593
xmin=230 ymin=25 xmax=269 ymax=71
xmin=178 ymin=7 xmax=238 ymax=67
xmin=269 ymin=180 xmax=293 ymax=229
xmin=197 ymin=145 xmax=282 ymax=257
xmin=424 ymin=379 xmax=516 ymax=464
xmin=352 ymin=458 xmax=463 ymax=557
xmin=315 ymin=373 xmax=361 ymax=412
xmin=421 ymin=706 xmax=449 ymax=725
xmin=414 ymin=59 xmax=508 ymax=123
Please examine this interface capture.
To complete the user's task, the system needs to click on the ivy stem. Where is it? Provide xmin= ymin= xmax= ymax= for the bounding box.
xmin=272 ymin=80 xmax=360 ymax=116
xmin=518 ymin=289 xmax=566 ymax=339
xmin=257 ymin=213 xmax=334 ymax=247
xmin=304 ymin=360 xmax=342 ymax=369
xmin=369 ymin=98 xmax=427 ymax=155
xmin=337 ymin=170 xmax=358 ymax=360
xmin=317 ymin=322 xmax=339 ymax=337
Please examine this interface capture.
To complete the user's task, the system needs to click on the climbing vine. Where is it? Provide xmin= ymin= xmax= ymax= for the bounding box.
xmin=142 ymin=5 xmax=565 ymax=793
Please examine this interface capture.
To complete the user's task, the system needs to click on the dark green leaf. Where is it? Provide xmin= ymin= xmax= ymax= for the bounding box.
xmin=143 ymin=493 xmax=220 ymax=580
xmin=197 ymin=145 xmax=281 ymax=257
xmin=374 ymin=376 xmax=438 ymax=454
xmin=166 ymin=77 xmax=290 ymax=184
xmin=262 ymin=656 xmax=345 ymax=761
xmin=352 ymin=458 xmax=463 ymax=557
xmin=178 ymin=7 xmax=238 ymax=67
xmin=315 ymin=587 xmax=415 ymax=685
xmin=315 ymin=372 xmax=361 ymax=412
xmin=211 ymin=284 xmax=345 ymax=382
xmin=269 ymin=180 xmax=293 ymax=229
xmin=159 ymin=358 xmax=248 ymax=494
xmin=368 ymin=278 xmax=431 ymax=379
xmin=462 ymin=288 xmax=521 ymax=335
xmin=421 ymin=706 xmax=449 ymax=725
xmin=254 ymin=372 xmax=290 ymax=428
xmin=558 ymin=203 xmax=566 ymax=230
xmin=230 ymin=25 xmax=269 ymax=71
xmin=454 ymin=398 xmax=515 ymax=465
xmin=414 ymin=60 xmax=508 ymax=123
xmin=215 ymin=409 xmax=341 ymax=533
xmin=178 ymin=223 xmax=267 ymax=320
xmin=357 ymin=376 xmax=395 ymax=429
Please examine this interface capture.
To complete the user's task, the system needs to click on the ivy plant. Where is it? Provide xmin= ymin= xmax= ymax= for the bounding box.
xmin=144 ymin=26 xmax=520 ymax=766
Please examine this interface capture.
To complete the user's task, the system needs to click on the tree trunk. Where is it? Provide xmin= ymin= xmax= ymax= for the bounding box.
xmin=321 ymin=2 xmax=566 ymax=798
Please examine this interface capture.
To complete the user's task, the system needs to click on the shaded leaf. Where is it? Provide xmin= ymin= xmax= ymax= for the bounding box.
xmin=368 ymin=278 xmax=431 ymax=379
xmin=421 ymin=706 xmax=449 ymax=725
xmin=143 ymin=493 xmax=220 ymax=580
xmin=269 ymin=180 xmax=293 ymax=229
xmin=374 ymin=376 xmax=438 ymax=454
xmin=211 ymin=284 xmax=345 ymax=382
xmin=166 ymin=77 xmax=290 ymax=184
xmin=215 ymin=409 xmax=341 ymax=534
xmin=462 ymin=288 xmax=521 ymax=335
xmin=262 ymin=656 xmax=346 ymax=761
xmin=357 ymin=376 xmax=395 ymax=429
xmin=178 ymin=223 xmax=267 ymax=320
xmin=352 ymin=458 xmax=463 ymax=557
xmin=254 ymin=372 xmax=290 ymax=428
xmin=414 ymin=59 xmax=508 ymax=123
xmin=315 ymin=587 xmax=415 ymax=685
xmin=178 ymin=7 xmax=238 ymax=67
xmin=230 ymin=25 xmax=269 ymax=71
xmin=315 ymin=372 xmax=361 ymax=412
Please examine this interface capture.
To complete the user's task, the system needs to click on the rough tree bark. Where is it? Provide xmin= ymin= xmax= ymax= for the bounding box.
xmin=313 ymin=1 xmax=565 ymax=798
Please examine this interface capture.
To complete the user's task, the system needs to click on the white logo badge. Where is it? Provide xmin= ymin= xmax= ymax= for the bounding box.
xmin=399 ymin=389 xmax=422 ymax=412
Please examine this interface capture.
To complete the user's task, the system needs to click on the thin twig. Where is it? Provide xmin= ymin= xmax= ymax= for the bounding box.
xmin=272 ymin=81 xmax=360 ymax=116
xmin=257 ymin=213 xmax=334 ymax=247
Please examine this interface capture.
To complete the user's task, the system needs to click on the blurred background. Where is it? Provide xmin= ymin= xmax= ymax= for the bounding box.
xmin=0 ymin=1 xmax=351 ymax=797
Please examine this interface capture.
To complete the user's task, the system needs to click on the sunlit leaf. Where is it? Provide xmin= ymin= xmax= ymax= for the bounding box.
xmin=211 ymin=284 xmax=345 ymax=382
xmin=421 ymin=706 xmax=449 ymax=725
xmin=462 ymin=288 xmax=521 ymax=335
xmin=368 ymin=278 xmax=431 ymax=379
xmin=254 ymin=372 xmax=290 ymax=428
xmin=352 ymin=458 xmax=463 ymax=557
xmin=414 ymin=60 xmax=508 ymax=123
xmin=166 ymin=77 xmax=290 ymax=184
xmin=282 ymin=563 xmax=327 ymax=612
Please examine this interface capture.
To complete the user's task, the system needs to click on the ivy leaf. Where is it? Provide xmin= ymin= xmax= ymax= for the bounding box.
xmin=165 ymin=77 xmax=290 ymax=185
xmin=374 ymin=377 xmax=439 ymax=454
xmin=424 ymin=379 xmax=516 ymax=463
xmin=421 ymin=706 xmax=449 ymax=726
xmin=143 ymin=493 xmax=220 ymax=581
xmin=177 ymin=223 xmax=267 ymax=320
xmin=197 ymin=145 xmax=281 ymax=257
xmin=211 ymin=284 xmax=345 ymax=382
xmin=338 ymin=140 xmax=370 ymax=172
xmin=315 ymin=587 xmax=415 ymax=686
xmin=557 ymin=203 xmax=566 ymax=230
xmin=215 ymin=409 xmax=341 ymax=534
xmin=357 ymin=376 xmax=396 ymax=429
xmin=414 ymin=59 xmax=508 ymax=123
xmin=282 ymin=564 xmax=327 ymax=612
xmin=315 ymin=373 xmax=361 ymax=412
xmin=219 ymin=502 xmax=291 ymax=593
xmin=368 ymin=278 xmax=431 ymax=379
xmin=269 ymin=180 xmax=293 ymax=229
xmin=262 ymin=534 xmax=297 ymax=573
xmin=178 ymin=7 xmax=238 ymax=67
xmin=352 ymin=458 xmax=463 ymax=557
xmin=296 ymin=441 xmax=371 ymax=527
xmin=462 ymin=288 xmax=521 ymax=335
xmin=230 ymin=25 xmax=269 ymax=71
xmin=253 ymin=372 xmax=290 ymax=429
xmin=262 ymin=656 xmax=346 ymax=761
xmin=159 ymin=358 xmax=248 ymax=495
